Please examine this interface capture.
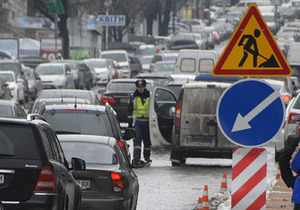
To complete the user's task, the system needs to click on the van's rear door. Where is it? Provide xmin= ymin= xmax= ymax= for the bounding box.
xmin=180 ymin=83 xmax=236 ymax=149
xmin=149 ymin=86 xmax=177 ymax=146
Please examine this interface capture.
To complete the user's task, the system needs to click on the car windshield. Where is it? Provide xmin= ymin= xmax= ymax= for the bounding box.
xmin=0 ymin=63 xmax=19 ymax=75
xmin=61 ymin=142 xmax=117 ymax=165
xmin=152 ymin=62 xmax=175 ymax=73
xmin=36 ymin=65 xmax=64 ymax=75
xmin=42 ymin=110 xmax=113 ymax=136
xmin=0 ymin=74 xmax=14 ymax=82
xmin=88 ymin=60 xmax=107 ymax=68
xmin=101 ymin=53 xmax=127 ymax=62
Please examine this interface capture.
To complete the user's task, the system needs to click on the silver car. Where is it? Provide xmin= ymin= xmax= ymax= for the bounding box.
xmin=35 ymin=63 xmax=74 ymax=89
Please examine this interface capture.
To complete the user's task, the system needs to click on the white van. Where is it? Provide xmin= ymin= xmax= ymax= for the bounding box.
xmin=99 ymin=50 xmax=131 ymax=78
xmin=172 ymin=49 xmax=219 ymax=75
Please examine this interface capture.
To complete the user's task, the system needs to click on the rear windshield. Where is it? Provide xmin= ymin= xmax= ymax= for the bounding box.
xmin=183 ymin=88 xmax=224 ymax=114
xmin=107 ymin=82 xmax=153 ymax=92
xmin=43 ymin=110 xmax=113 ymax=136
xmin=0 ymin=125 xmax=40 ymax=159
xmin=61 ymin=142 xmax=117 ymax=165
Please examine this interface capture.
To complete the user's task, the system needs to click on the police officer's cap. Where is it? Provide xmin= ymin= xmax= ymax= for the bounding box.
xmin=136 ymin=79 xmax=146 ymax=87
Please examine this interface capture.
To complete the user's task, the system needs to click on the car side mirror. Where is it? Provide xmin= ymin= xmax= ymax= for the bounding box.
xmin=123 ymin=127 xmax=136 ymax=140
xmin=71 ymin=157 xmax=86 ymax=170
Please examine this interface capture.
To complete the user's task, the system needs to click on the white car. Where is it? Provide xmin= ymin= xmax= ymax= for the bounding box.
xmin=35 ymin=63 xmax=74 ymax=89
xmin=84 ymin=58 xmax=112 ymax=85
xmin=0 ymin=71 xmax=25 ymax=104
xmin=100 ymin=50 xmax=131 ymax=78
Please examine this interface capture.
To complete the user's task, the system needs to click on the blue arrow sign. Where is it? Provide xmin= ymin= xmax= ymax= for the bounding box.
xmin=217 ymin=79 xmax=285 ymax=147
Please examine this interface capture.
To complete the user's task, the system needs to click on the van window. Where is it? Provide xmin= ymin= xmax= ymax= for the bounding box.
xmin=180 ymin=58 xmax=196 ymax=73
xmin=183 ymin=88 xmax=223 ymax=114
xmin=199 ymin=59 xmax=214 ymax=73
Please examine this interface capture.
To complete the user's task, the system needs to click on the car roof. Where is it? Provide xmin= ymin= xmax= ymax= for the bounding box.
xmin=0 ymin=71 xmax=16 ymax=76
xmin=0 ymin=116 xmax=48 ymax=126
xmin=58 ymin=134 xmax=114 ymax=145
xmin=38 ymin=89 xmax=94 ymax=97
xmin=0 ymin=99 xmax=20 ymax=106
xmin=43 ymin=103 xmax=106 ymax=112
xmin=100 ymin=50 xmax=127 ymax=54
xmin=37 ymin=63 xmax=66 ymax=67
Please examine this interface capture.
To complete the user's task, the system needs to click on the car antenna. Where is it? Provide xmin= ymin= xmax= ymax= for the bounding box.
xmin=74 ymin=96 xmax=77 ymax=109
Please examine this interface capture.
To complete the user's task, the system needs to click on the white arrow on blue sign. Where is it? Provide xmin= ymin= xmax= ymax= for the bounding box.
xmin=217 ymin=79 xmax=285 ymax=147
xmin=99 ymin=15 xmax=125 ymax=26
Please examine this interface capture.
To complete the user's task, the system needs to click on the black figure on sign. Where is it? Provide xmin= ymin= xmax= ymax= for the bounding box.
xmin=238 ymin=28 xmax=279 ymax=68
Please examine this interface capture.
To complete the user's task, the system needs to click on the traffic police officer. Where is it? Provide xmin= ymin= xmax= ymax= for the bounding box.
xmin=128 ymin=79 xmax=152 ymax=168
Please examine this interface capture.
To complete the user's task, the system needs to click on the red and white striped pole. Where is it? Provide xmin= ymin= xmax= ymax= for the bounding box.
xmin=231 ymin=148 xmax=267 ymax=210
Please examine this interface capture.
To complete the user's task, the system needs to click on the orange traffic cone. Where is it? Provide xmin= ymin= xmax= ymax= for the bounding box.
xmin=196 ymin=197 xmax=203 ymax=210
xmin=276 ymin=165 xmax=281 ymax=179
xmin=202 ymin=185 xmax=209 ymax=210
xmin=219 ymin=172 xmax=228 ymax=194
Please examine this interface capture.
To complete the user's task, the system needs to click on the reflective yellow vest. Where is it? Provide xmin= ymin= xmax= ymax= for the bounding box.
xmin=133 ymin=96 xmax=149 ymax=118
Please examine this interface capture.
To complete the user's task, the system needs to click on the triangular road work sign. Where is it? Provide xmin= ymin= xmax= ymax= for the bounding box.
xmin=212 ymin=4 xmax=291 ymax=77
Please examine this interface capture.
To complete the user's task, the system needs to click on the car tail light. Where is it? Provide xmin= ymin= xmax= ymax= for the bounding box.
xmin=101 ymin=95 xmax=116 ymax=103
xmin=118 ymin=140 xmax=128 ymax=156
xmin=288 ymin=112 xmax=300 ymax=124
xmin=35 ymin=166 xmax=56 ymax=191
xmin=281 ymin=95 xmax=291 ymax=102
xmin=175 ymin=99 xmax=182 ymax=129
xmin=111 ymin=172 xmax=124 ymax=192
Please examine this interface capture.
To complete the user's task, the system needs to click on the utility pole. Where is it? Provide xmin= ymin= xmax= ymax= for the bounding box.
xmin=104 ymin=0 xmax=112 ymax=50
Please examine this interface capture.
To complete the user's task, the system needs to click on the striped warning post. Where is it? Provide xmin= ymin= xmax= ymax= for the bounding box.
xmin=196 ymin=197 xmax=203 ymax=210
xmin=276 ymin=165 xmax=281 ymax=179
xmin=202 ymin=185 xmax=209 ymax=210
xmin=219 ymin=172 xmax=228 ymax=193
xmin=231 ymin=148 xmax=267 ymax=210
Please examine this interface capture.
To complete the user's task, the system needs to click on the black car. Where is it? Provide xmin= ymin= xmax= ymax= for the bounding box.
xmin=100 ymin=79 xmax=154 ymax=123
xmin=59 ymin=134 xmax=139 ymax=210
xmin=38 ymin=103 xmax=135 ymax=161
xmin=0 ymin=115 xmax=85 ymax=210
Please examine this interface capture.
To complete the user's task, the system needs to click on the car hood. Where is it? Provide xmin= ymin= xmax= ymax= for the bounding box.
xmin=94 ymin=68 xmax=109 ymax=74
xmin=39 ymin=75 xmax=63 ymax=81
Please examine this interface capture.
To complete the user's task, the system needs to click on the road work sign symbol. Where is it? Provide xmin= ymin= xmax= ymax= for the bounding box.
xmin=217 ymin=79 xmax=285 ymax=147
xmin=212 ymin=4 xmax=291 ymax=77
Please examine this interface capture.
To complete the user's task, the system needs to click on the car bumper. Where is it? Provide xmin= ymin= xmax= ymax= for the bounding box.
xmin=118 ymin=70 xmax=130 ymax=78
xmin=2 ymin=192 xmax=59 ymax=210
xmin=81 ymin=194 xmax=131 ymax=210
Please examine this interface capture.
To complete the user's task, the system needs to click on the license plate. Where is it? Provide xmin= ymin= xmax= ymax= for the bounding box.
xmin=0 ymin=175 xmax=4 ymax=184
xmin=120 ymin=98 xmax=128 ymax=103
xmin=77 ymin=180 xmax=90 ymax=189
